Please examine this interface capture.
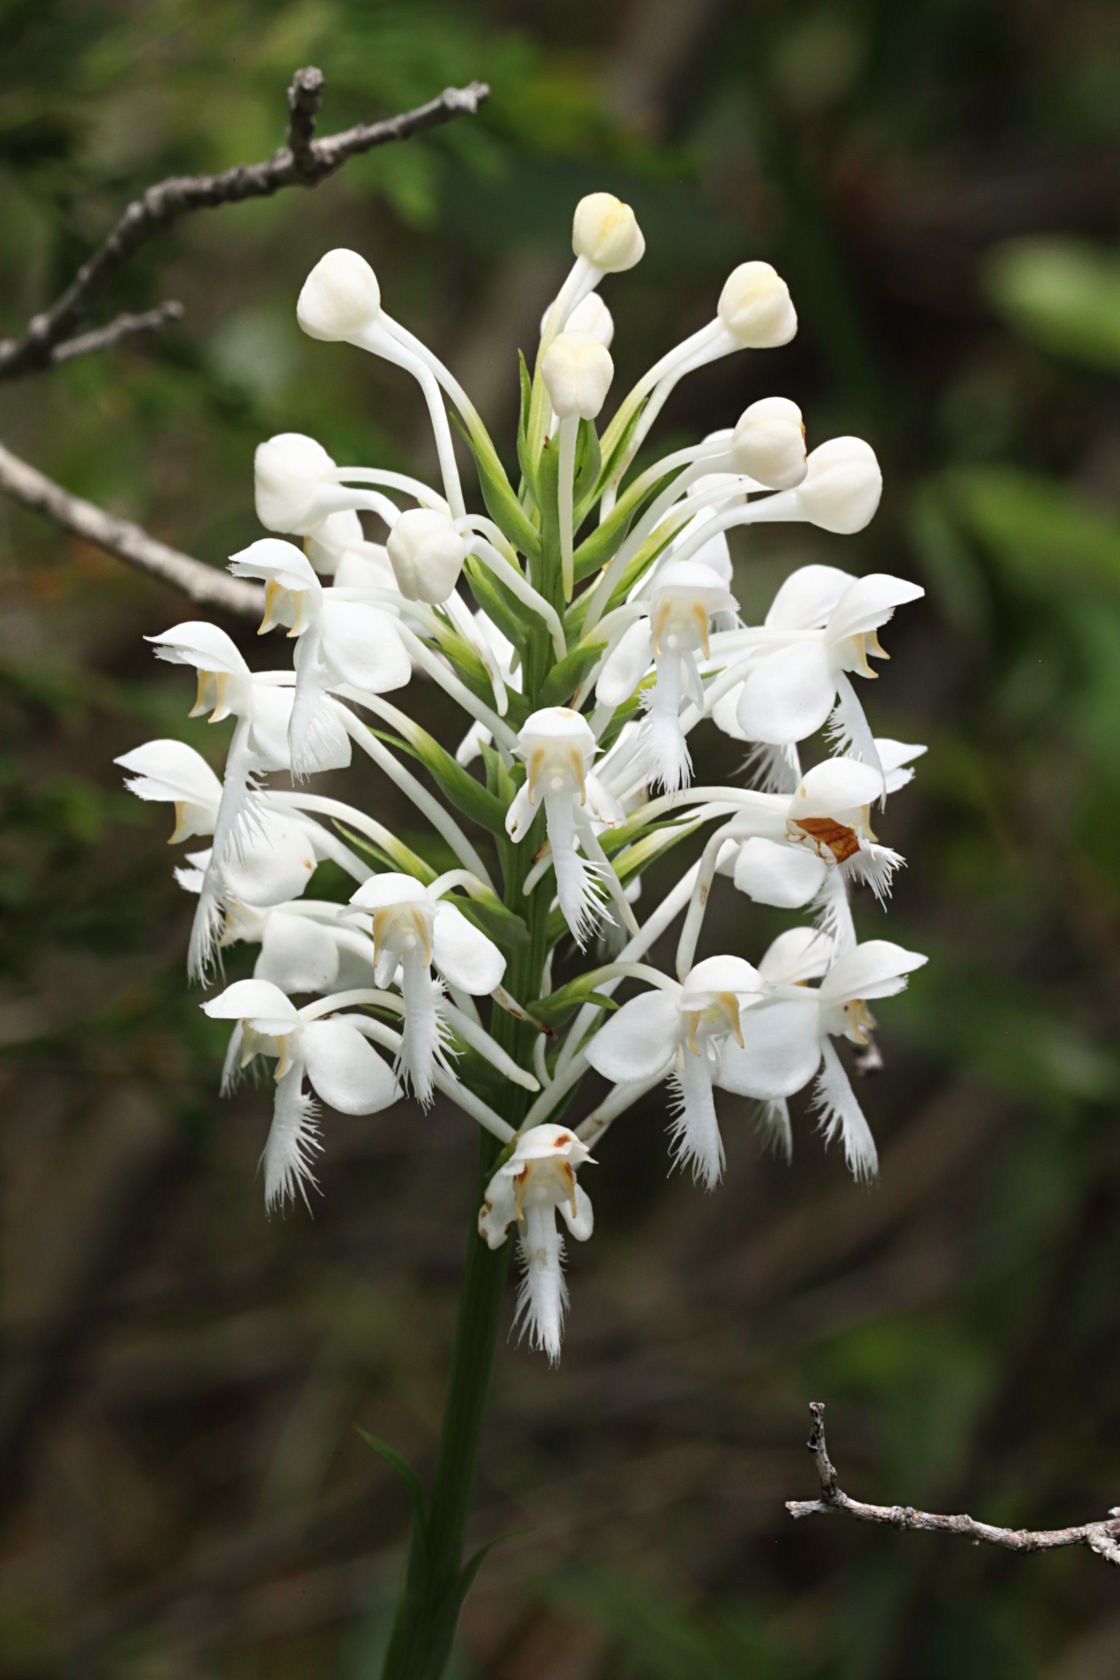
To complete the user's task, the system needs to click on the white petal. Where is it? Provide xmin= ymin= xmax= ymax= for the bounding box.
xmin=321 ymin=598 xmax=412 ymax=692
xmin=735 ymin=639 xmax=836 ymax=744
xmin=432 ymin=903 xmax=506 ymax=994
xmin=302 ymin=1019 xmax=400 ymax=1114
xmin=558 ymin=1182 xmax=594 ymax=1241
xmin=349 ymin=871 xmax=425 ymax=910
xmin=765 ymin=565 xmax=853 ymax=630
xmin=794 ymin=756 xmax=883 ymax=816
xmin=584 ymin=990 xmax=680 ymax=1084
xmin=732 ymin=837 xmax=825 ymax=907
xmin=246 ymin=686 xmax=296 ymax=771
xmin=262 ymin=1072 xmax=321 ymax=1212
xmin=682 ymin=954 xmax=761 ymax=998
xmin=222 ymin=817 xmax=318 ymax=906
xmin=812 ymin=1038 xmax=878 ymax=1180
xmin=505 ymin=781 xmax=536 ymax=842
xmin=229 ymin=537 xmax=319 ymax=592
xmin=758 ymin=926 xmax=834 ymax=984
xmin=146 ymin=621 xmax=248 ymax=676
xmin=515 ymin=1204 xmax=567 ymax=1365
xmin=717 ymin=998 xmax=822 ymax=1099
xmin=668 ymin=1051 xmax=725 ymax=1188
xmin=595 ymin=621 xmax=653 ymax=708
xmin=479 ymin=1169 xmax=519 ymax=1249
xmin=115 ymin=738 xmax=222 ymax=806
xmin=827 ymin=573 xmax=924 ymax=642
xmin=202 ymin=977 xmax=298 ymax=1025
xmin=821 ymin=940 xmax=927 ymax=1004
xmin=256 ymin=913 xmax=345 ymax=993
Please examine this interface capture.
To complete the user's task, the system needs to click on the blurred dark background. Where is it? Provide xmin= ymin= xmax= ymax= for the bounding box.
xmin=2 ymin=1 xmax=1120 ymax=1675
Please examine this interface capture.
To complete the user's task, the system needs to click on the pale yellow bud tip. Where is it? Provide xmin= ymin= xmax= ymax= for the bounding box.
xmin=540 ymin=331 xmax=614 ymax=420
xmin=572 ymin=192 xmax=645 ymax=273
xmin=297 ymin=249 xmax=381 ymax=342
xmin=717 ymin=261 xmax=797 ymax=348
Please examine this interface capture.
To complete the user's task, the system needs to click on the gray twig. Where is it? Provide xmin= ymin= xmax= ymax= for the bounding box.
xmin=786 ymin=1403 xmax=1120 ymax=1566
xmin=49 ymin=301 xmax=185 ymax=366
xmin=0 ymin=71 xmax=489 ymax=380
xmin=0 ymin=440 xmax=261 ymax=616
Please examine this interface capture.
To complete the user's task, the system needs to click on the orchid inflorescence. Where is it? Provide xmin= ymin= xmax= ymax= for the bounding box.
xmin=120 ymin=191 xmax=927 ymax=1363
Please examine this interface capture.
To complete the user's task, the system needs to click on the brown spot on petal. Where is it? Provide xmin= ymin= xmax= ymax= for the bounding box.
xmin=553 ymin=1133 xmax=571 ymax=1146
xmin=793 ymin=816 xmax=861 ymax=863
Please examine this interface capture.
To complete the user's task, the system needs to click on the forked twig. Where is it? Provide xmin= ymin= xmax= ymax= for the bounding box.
xmin=0 ymin=69 xmax=489 ymax=612
xmin=786 ymin=1403 xmax=1120 ymax=1566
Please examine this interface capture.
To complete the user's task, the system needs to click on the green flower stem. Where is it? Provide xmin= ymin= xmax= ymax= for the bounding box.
xmin=379 ymin=797 xmax=552 ymax=1678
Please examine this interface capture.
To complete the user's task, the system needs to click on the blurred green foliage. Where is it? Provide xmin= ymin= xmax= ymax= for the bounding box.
xmin=2 ymin=2 xmax=1120 ymax=1678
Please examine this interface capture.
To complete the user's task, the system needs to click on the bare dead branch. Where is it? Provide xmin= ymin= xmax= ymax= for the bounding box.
xmin=49 ymin=301 xmax=185 ymax=366
xmin=0 ymin=72 xmax=489 ymax=380
xmin=286 ymin=65 xmax=325 ymax=177
xmin=786 ymin=1403 xmax=1120 ymax=1566
xmin=0 ymin=440 xmax=261 ymax=616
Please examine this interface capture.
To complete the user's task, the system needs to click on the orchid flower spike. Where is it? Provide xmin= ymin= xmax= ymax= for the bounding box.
xmin=505 ymin=708 xmax=634 ymax=947
xmin=585 ymin=956 xmax=764 ymax=1188
xmin=349 ymin=874 xmax=506 ymax=1105
xmin=202 ymin=979 xmax=400 ymax=1211
xmin=479 ymin=1124 xmax=596 ymax=1364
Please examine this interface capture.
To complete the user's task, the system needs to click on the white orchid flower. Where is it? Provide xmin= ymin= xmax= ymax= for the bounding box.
xmin=585 ymin=955 xmax=765 ymax=1188
xmin=710 ymin=565 xmax=924 ymax=769
xmin=115 ymin=738 xmax=333 ymax=906
xmin=505 ymin=708 xmax=635 ymax=947
xmin=227 ymin=538 xmax=411 ymax=778
xmin=596 ymin=560 xmax=737 ymax=791
xmin=478 ymin=1124 xmax=596 ymax=1365
xmin=348 ymin=873 xmax=506 ymax=1105
xmin=202 ymin=978 xmax=400 ymax=1211
xmin=146 ymin=622 xmax=351 ymax=975
xmin=721 ymin=931 xmax=928 ymax=1179
xmin=220 ymin=899 xmax=377 ymax=994
xmin=722 ymin=743 xmax=924 ymax=909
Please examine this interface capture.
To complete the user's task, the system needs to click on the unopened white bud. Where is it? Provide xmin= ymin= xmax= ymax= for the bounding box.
xmin=540 ymin=331 xmax=614 ymax=420
xmin=572 ymin=192 xmax=645 ymax=273
xmin=717 ymin=262 xmax=797 ymax=348
xmin=796 ymin=437 xmax=882 ymax=533
xmin=254 ymin=432 xmax=337 ymax=534
xmin=297 ymin=249 xmax=381 ymax=342
xmin=540 ymin=291 xmax=615 ymax=347
xmin=731 ymin=398 xmax=807 ymax=489
xmin=386 ymin=508 xmax=468 ymax=603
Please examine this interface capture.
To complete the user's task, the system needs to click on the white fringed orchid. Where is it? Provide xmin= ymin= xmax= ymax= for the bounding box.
xmin=584 ymin=956 xmax=765 ymax=1188
xmin=710 ymin=565 xmax=924 ymax=770
xmin=505 ymin=707 xmax=636 ymax=947
xmin=730 ymin=931 xmax=929 ymax=1178
xmin=478 ymin=1124 xmax=595 ymax=1365
xmin=227 ymin=537 xmax=411 ymax=777
xmin=349 ymin=873 xmax=506 ymax=1104
xmin=125 ymin=189 xmax=929 ymax=1366
xmin=146 ymin=622 xmax=351 ymax=976
xmin=595 ymin=559 xmax=737 ymax=791
xmin=203 ymin=978 xmax=400 ymax=1211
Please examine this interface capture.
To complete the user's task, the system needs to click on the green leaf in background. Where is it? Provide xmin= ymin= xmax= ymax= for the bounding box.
xmin=983 ymin=238 xmax=1120 ymax=373
xmin=945 ymin=466 xmax=1120 ymax=599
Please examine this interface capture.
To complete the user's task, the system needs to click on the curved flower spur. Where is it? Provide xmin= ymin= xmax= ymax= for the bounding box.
xmin=121 ymin=189 xmax=927 ymax=1366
